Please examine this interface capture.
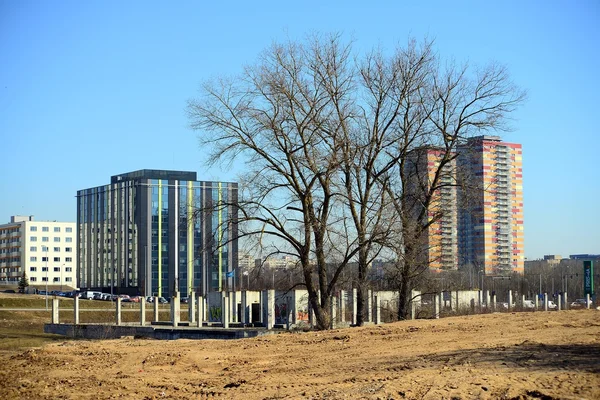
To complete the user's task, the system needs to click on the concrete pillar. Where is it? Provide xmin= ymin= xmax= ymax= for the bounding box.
xmin=352 ymin=288 xmax=357 ymax=325
xmin=563 ymin=292 xmax=568 ymax=310
xmin=153 ymin=296 xmax=159 ymax=322
xmin=51 ymin=298 xmax=59 ymax=324
xmin=288 ymin=295 xmax=295 ymax=328
xmin=262 ymin=290 xmax=275 ymax=330
xmin=374 ymin=296 xmax=381 ymax=324
xmin=240 ymin=291 xmax=247 ymax=325
xmin=521 ymin=294 xmax=525 ymax=309
xmin=410 ymin=290 xmax=417 ymax=320
xmin=116 ymin=298 xmax=122 ymax=326
xmin=74 ymin=296 xmax=79 ymax=325
xmin=535 ymin=295 xmax=539 ymax=309
xmin=367 ymin=289 xmax=373 ymax=323
xmin=339 ymin=290 xmax=345 ymax=323
xmin=491 ymin=294 xmax=496 ymax=311
xmin=188 ymin=291 xmax=196 ymax=324
xmin=485 ymin=291 xmax=490 ymax=309
xmin=330 ymin=296 xmax=337 ymax=329
xmin=197 ymin=295 xmax=204 ymax=327
xmin=230 ymin=291 xmax=237 ymax=323
xmin=544 ymin=293 xmax=548 ymax=311
xmin=140 ymin=297 xmax=146 ymax=326
xmin=438 ymin=292 xmax=443 ymax=313
xmin=455 ymin=290 xmax=459 ymax=311
xmin=221 ymin=292 xmax=229 ymax=329
xmin=171 ymin=293 xmax=180 ymax=327
xmin=557 ymin=295 xmax=562 ymax=311
xmin=586 ymin=293 xmax=591 ymax=309
xmin=434 ymin=294 xmax=440 ymax=319
xmin=508 ymin=290 xmax=513 ymax=311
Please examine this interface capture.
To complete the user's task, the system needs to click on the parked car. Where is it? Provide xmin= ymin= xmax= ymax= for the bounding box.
xmin=181 ymin=297 xmax=189 ymax=304
xmin=145 ymin=296 xmax=154 ymax=303
xmin=547 ymin=300 xmax=557 ymax=310
xmin=570 ymin=298 xmax=588 ymax=309
xmin=158 ymin=297 xmax=168 ymax=304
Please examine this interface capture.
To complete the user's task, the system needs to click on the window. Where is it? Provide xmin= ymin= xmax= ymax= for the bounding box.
xmin=53 ymin=257 xmax=60 ymax=262
xmin=53 ymin=247 xmax=60 ymax=252
xmin=65 ymin=237 xmax=72 ymax=243
xmin=54 ymin=237 xmax=60 ymax=242
xmin=66 ymin=227 xmax=72 ymax=233
xmin=54 ymin=227 xmax=60 ymax=232
xmin=54 ymin=267 xmax=60 ymax=272
xmin=42 ymin=266 xmax=48 ymax=272
xmin=42 ymin=227 xmax=49 ymax=232
xmin=42 ymin=257 xmax=48 ymax=262
xmin=41 ymin=246 xmax=48 ymax=252
xmin=41 ymin=277 xmax=48 ymax=282
xmin=65 ymin=257 xmax=72 ymax=262
xmin=52 ymin=277 xmax=59 ymax=282
xmin=65 ymin=247 xmax=72 ymax=252
xmin=30 ymin=267 xmax=37 ymax=272
xmin=30 ymin=226 xmax=37 ymax=232
xmin=30 ymin=256 xmax=37 ymax=262
xmin=30 ymin=236 xmax=37 ymax=242
xmin=65 ymin=267 xmax=72 ymax=272
xmin=42 ymin=237 xmax=49 ymax=242
xmin=65 ymin=277 xmax=72 ymax=282
xmin=30 ymin=246 xmax=37 ymax=252
xmin=30 ymin=277 xmax=37 ymax=282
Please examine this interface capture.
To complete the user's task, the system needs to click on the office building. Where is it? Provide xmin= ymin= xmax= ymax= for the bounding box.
xmin=458 ymin=136 xmax=524 ymax=274
xmin=77 ymin=169 xmax=238 ymax=297
xmin=0 ymin=216 xmax=76 ymax=289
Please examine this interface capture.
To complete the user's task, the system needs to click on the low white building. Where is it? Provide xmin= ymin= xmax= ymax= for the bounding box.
xmin=0 ymin=215 xmax=77 ymax=290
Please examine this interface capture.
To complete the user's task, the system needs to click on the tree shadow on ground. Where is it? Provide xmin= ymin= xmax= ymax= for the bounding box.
xmin=421 ymin=340 xmax=600 ymax=373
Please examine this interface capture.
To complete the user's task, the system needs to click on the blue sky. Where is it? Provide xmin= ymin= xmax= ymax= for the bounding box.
xmin=1 ymin=0 xmax=598 ymax=260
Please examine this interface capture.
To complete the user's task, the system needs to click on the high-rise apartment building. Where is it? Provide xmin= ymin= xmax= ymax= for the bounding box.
xmin=406 ymin=148 xmax=459 ymax=271
xmin=77 ymin=169 xmax=238 ymax=297
xmin=0 ymin=216 xmax=76 ymax=289
xmin=458 ymin=136 xmax=524 ymax=274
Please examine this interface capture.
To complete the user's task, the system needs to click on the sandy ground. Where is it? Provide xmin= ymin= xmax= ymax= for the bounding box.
xmin=1 ymin=310 xmax=599 ymax=400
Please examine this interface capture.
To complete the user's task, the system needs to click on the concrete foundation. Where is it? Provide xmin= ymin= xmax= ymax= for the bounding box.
xmin=45 ymin=323 xmax=278 ymax=340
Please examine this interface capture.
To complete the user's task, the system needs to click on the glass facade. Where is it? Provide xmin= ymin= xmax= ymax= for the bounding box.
xmin=77 ymin=170 xmax=238 ymax=297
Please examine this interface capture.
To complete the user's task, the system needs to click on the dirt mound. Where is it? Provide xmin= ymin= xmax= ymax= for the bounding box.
xmin=1 ymin=310 xmax=599 ymax=399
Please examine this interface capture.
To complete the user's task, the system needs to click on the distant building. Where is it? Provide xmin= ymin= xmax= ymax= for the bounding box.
xmin=77 ymin=169 xmax=238 ymax=297
xmin=569 ymin=254 xmax=600 ymax=260
xmin=0 ymin=216 xmax=76 ymax=289
xmin=543 ymin=255 xmax=562 ymax=266
xmin=405 ymin=147 xmax=458 ymax=271
xmin=458 ymin=136 xmax=524 ymax=275
xmin=405 ymin=136 xmax=524 ymax=275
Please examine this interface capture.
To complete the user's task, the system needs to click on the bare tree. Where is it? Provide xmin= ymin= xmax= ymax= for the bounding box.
xmin=188 ymin=34 xmax=359 ymax=330
xmin=188 ymin=33 xmax=525 ymax=327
